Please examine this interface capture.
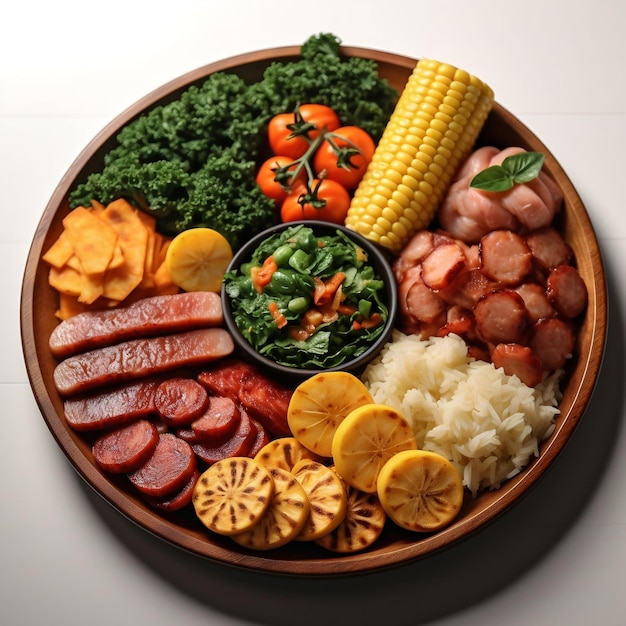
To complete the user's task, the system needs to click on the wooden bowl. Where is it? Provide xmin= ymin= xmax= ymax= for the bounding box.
xmin=20 ymin=45 xmax=607 ymax=576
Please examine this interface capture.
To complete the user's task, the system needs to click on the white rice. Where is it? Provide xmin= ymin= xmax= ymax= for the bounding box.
xmin=361 ymin=331 xmax=562 ymax=497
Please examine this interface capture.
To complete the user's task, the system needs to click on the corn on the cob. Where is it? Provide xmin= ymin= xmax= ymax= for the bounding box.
xmin=345 ymin=58 xmax=494 ymax=253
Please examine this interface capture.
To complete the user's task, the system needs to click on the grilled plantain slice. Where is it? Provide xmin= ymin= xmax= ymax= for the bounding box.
xmin=315 ymin=484 xmax=386 ymax=553
xmin=377 ymin=449 xmax=464 ymax=532
xmin=287 ymin=371 xmax=374 ymax=457
xmin=292 ymin=459 xmax=348 ymax=541
xmin=192 ymin=457 xmax=274 ymax=536
xmin=331 ymin=403 xmax=417 ymax=493
xmin=254 ymin=436 xmax=323 ymax=471
xmin=230 ymin=467 xmax=311 ymax=550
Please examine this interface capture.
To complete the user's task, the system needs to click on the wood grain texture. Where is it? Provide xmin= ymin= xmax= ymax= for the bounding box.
xmin=19 ymin=46 xmax=607 ymax=576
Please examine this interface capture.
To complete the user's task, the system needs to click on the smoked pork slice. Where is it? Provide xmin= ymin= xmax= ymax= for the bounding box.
xmin=54 ymin=328 xmax=234 ymax=396
xmin=128 ymin=433 xmax=197 ymax=498
xmin=49 ymin=291 xmax=224 ymax=358
xmin=144 ymin=468 xmax=200 ymax=513
xmin=92 ymin=419 xmax=159 ymax=473
xmin=64 ymin=379 xmax=160 ymax=431
xmin=154 ymin=378 xmax=210 ymax=426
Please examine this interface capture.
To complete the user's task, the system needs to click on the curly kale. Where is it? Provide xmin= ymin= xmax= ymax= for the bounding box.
xmin=69 ymin=33 xmax=398 ymax=251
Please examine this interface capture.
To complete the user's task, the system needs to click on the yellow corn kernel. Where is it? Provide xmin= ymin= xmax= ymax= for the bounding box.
xmin=345 ymin=58 xmax=494 ymax=254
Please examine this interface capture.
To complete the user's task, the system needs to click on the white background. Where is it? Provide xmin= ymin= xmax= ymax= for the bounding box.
xmin=2 ymin=1 xmax=625 ymax=624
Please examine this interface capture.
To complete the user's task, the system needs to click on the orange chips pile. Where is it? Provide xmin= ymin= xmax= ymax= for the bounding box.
xmin=43 ymin=199 xmax=179 ymax=320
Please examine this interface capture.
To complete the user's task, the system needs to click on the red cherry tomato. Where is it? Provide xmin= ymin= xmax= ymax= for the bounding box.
xmin=280 ymin=178 xmax=351 ymax=225
xmin=268 ymin=104 xmax=341 ymax=160
xmin=256 ymin=156 xmax=306 ymax=207
xmin=313 ymin=126 xmax=375 ymax=190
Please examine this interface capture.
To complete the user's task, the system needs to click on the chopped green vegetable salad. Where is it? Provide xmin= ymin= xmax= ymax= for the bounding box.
xmin=68 ymin=33 xmax=397 ymax=251
xmin=223 ymin=224 xmax=390 ymax=370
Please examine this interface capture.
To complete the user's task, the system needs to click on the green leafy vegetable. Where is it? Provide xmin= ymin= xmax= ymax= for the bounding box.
xmin=68 ymin=33 xmax=398 ymax=251
xmin=469 ymin=151 xmax=545 ymax=192
xmin=223 ymin=224 xmax=389 ymax=370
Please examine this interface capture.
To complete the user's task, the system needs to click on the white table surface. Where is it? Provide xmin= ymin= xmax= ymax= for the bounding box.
xmin=3 ymin=1 xmax=625 ymax=624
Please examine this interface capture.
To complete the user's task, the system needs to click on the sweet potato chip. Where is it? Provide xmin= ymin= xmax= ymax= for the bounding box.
xmin=42 ymin=231 xmax=74 ymax=269
xmin=100 ymin=200 xmax=148 ymax=301
xmin=48 ymin=265 xmax=83 ymax=296
xmin=46 ymin=199 xmax=178 ymax=319
xmin=62 ymin=206 xmax=118 ymax=275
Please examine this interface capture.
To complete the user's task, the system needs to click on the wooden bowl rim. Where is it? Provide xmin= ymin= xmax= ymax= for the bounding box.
xmin=20 ymin=44 xmax=608 ymax=576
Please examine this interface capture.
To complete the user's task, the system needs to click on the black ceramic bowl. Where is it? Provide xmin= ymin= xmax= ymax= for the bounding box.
xmin=221 ymin=220 xmax=398 ymax=381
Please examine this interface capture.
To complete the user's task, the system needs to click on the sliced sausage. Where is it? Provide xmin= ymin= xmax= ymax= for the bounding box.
xmin=474 ymin=289 xmax=530 ymax=345
xmin=53 ymin=328 xmax=234 ymax=396
xmin=128 ymin=433 xmax=197 ymax=498
xmin=421 ymin=242 xmax=467 ymax=290
xmin=154 ymin=378 xmax=210 ymax=427
xmin=248 ymin=418 xmax=272 ymax=458
xmin=191 ymin=407 xmax=258 ymax=465
xmin=400 ymin=267 xmax=446 ymax=323
xmin=49 ymin=291 xmax=224 ymax=358
xmin=197 ymin=359 xmax=293 ymax=437
xmin=526 ymin=227 xmax=572 ymax=272
xmin=191 ymin=396 xmax=241 ymax=442
xmin=63 ymin=379 xmax=160 ymax=431
xmin=479 ymin=230 xmax=532 ymax=285
xmin=491 ymin=343 xmax=544 ymax=388
xmin=144 ymin=468 xmax=200 ymax=513
xmin=514 ymin=282 xmax=555 ymax=322
xmin=439 ymin=268 xmax=498 ymax=310
xmin=393 ymin=230 xmax=434 ymax=282
xmin=546 ymin=265 xmax=588 ymax=319
xmin=92 ymin=419 xmax=159 ymax=474
xmin=436 ymin=306 xmax=476 ymax=340
xmin=528 ymin=317 xmax=576 ymax=371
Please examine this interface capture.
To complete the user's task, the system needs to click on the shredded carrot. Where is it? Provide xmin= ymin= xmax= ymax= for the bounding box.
xmin=353 ymin=312 xmax=383 ymax=331
xmin=268 ymin=301 xmax=288 ymax=328
xmin=313 ymin=272 xmax=346 ymax=305
xmin=337 ymin=303 xmax=357 ymax=316
xmin=251 ymin=255 xmax=278 ymax=293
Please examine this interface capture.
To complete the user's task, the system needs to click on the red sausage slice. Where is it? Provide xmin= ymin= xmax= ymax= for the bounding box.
xmin=64 ymin=379 xmax=160 ymax=432
xmin=491 ymin=343 xmax=544 ymax=388
xmin=144 ymin=468 xmax=200 ymax=513
xmin=528 ymin=318 xmax=576 ymax=371
xmin=546 ymin=265 xmax=588 ymax=319
xmin=474 ymin=289 xmax=530 ymax=345
xmin=514 ymin=283 xmax=555 ymax=322
xmin=479 ymin=230 xmax=532 ymax=286
xmin=197 ymin=359 xmax=293 ymax=437
xmin=92 ymin=419 xmax=159 ymax=474
xmin=248 ymin=419 xmax=271 ymax=458
xmin=49 ymin=291 xmax=224 ymax=358
xmin=53 ymin=328 xmax=234 ymax=396
xmin=421 ymin=242 xmax=467 ymax=290
xmin=526 ymin=227 xmax=572 ymax=272
xmin=154 ymin=378 xmax=209 ymax=427
xmin=128 ymin=433 xmax=197 ymax=498
xmin=191 ymin=407 xmax=258 ymax=465
xmin=191 ymin=396 xmax=241 ymax=442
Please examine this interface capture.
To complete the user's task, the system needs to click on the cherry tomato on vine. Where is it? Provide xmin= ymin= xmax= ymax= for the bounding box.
xmin=313 ymin=126 xmax=376 ymax=190
xmin=256 ymin=156 xmax=306 ymax=206
xmin=268 ymin=104 xmax=341 ymax=160
xmin=280 ymin=178 xmax=351 ymax=225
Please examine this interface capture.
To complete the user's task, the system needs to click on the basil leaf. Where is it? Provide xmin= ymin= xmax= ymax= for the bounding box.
xmin=469 ymin=165 xmax=514 ymax=191
xmin=502 ymin=151 xmax=544 ymax=183
xmin=469 ymin=151 xmax=545 ymax=191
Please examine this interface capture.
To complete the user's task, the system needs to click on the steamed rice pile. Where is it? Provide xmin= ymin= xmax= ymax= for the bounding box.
xmin=362 ymin=331 xmax=563 ymax=496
